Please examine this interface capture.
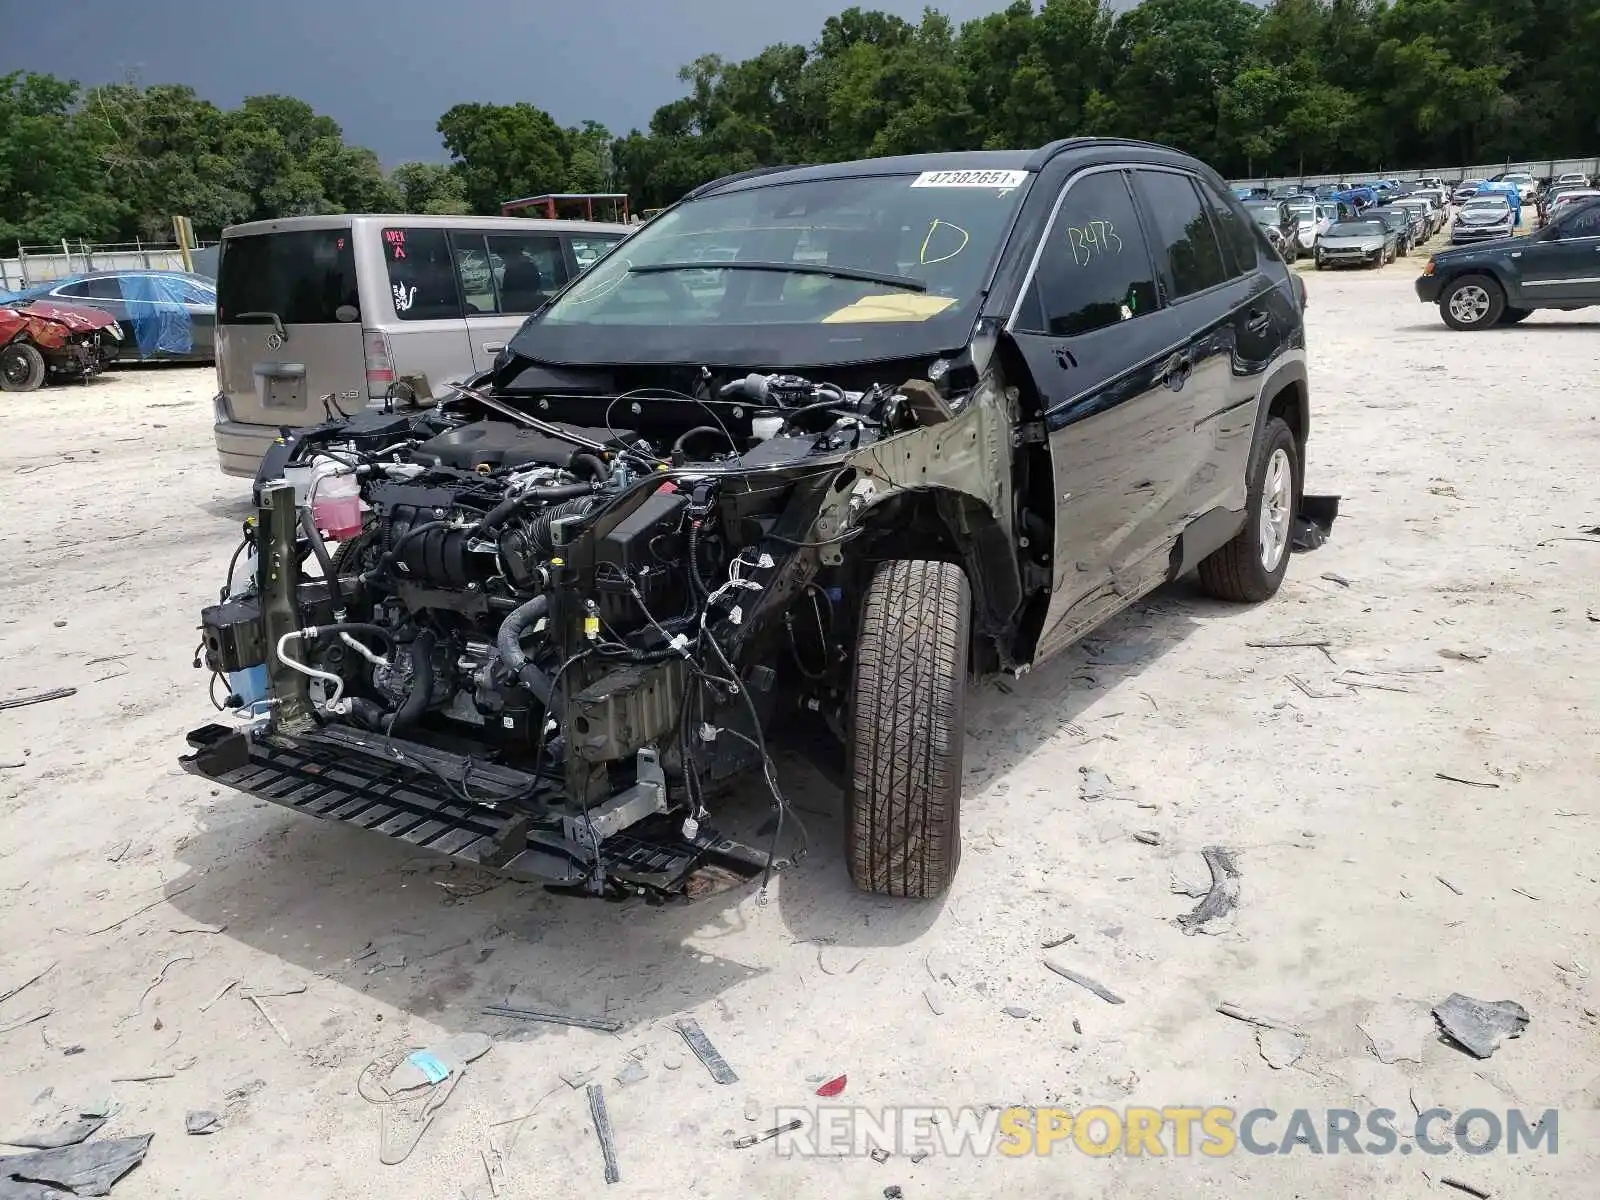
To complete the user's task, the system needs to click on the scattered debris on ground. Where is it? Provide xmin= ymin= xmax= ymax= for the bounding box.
xmin=1 ymin=1117 xmax=107 ymax=1151
xmin=1042 ymin=957 xmax=1124 ymax=1004
xmin=586 ymin=1085 xmax=619 ymax=1183
xmin=1433 ymin=994 xmax=1530 ymax=1059
xmin=183 ymin=1113 xmax=219 ymax=1136
xmin=1435 ymin=772 xmax=1500 ymax=789
xmin=815 ymin=1075 xmax=847 ymax=1098
xmin=480 ymin=1005 xmax=623 ymax=1032
xmin=735 ymin=1120 xmax=801 ymax=1150
xmin=0 ymin=1133 xmax=152 ymax=1196
xmin=0 ymin=687 xmax=77 ymax=712
xmin=1177 ymin=847 xmax=1240 ymax=933
xmin=1255 ymin=1027 xmax=1307 ymax=1069
xmin=675 ymin=1018 xmax=737 ymax=1083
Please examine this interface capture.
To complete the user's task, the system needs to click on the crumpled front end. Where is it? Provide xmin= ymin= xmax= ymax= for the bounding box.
xmin=182 ymin=359 xmax=1017 ymax=899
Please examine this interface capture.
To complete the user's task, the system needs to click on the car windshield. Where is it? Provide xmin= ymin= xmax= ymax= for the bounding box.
xmin=1244 ymin=205 xmax=1280 ymax=227
xmin=1329 ymin=222 xmax=1383 ymax=236
xmin=1464 ymin=198 xmax=1510 ymax=211
xmin=537 ymin=171 xmax=1030 ymax=329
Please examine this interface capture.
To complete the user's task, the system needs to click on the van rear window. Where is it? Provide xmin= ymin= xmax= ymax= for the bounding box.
xmin=218 ymin=229 xmax=358 ymax=325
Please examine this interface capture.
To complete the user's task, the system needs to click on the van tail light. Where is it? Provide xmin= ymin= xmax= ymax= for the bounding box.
xmin=364 ymin=329 xmax=395 ymax=395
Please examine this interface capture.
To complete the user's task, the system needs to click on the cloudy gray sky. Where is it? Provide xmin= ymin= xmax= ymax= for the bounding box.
xmin=3 ymin=0 xmax=1097 ymax=164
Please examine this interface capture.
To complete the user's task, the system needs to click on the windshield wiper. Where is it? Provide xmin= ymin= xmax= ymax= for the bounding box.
xmin=630 ymin=261 xmax=928 ymax=293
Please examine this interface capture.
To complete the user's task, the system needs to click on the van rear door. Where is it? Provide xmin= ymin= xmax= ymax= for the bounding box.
xmin=216 ymin=225 xmax=365 ymax=428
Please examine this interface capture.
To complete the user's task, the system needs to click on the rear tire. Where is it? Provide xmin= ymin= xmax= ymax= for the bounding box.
xmin=0 ymin=343 xmax=46 ymax=392
xmin=846 ymin=559 xmax=969 ymax=899
xmin=1196 ymin=416 xmax=1299 ymax=604
xmin=1440 ymin=274 xmax=1505 ymax=330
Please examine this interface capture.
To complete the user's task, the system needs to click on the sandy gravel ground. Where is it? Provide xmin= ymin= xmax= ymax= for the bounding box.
xmin=1 ymin=264 xmax=1597 ymax=1200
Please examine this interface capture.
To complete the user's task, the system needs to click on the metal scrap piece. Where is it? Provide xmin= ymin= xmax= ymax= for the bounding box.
xmin=735 ymin=1119 xmax=802 ymax=1150
xmin=675 ymin=1018 xmax=737 ymax=1084
xmin=482 ymin=1005 xmax=623 ymax=1033
xmin=587 ymin=1084 xmax=619 ymax=1184
xmin=1177 ymin=847 xmax=1240 ymax=933
xmin=0 ymin=1133 xmax=152 ymax=1196
xmin=0 ymin=1117 xmax=107 ymax=1150
xmin=1433 ymin=994 xmax=1530 ymax=1059
xmin=1042 ymin=957 xmax=1124 ymax=1004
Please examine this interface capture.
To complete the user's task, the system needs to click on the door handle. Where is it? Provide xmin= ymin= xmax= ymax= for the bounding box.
xmin=1245 ymin=309 xmax=1272 ymax=336
xmin=483 ymin=341 xmax=506 ymax=354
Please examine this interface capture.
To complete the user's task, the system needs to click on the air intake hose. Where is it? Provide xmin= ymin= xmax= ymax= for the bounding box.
xmin=495 ymin=595 xmax=559 ymax=712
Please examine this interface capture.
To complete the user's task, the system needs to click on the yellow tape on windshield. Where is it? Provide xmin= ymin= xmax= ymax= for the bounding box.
xmin=820 ymin=294 xmax=958 ymax=323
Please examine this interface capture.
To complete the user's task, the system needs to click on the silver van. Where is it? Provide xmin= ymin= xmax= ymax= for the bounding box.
xmin=211 ymin=214 xmax=629 ymax=477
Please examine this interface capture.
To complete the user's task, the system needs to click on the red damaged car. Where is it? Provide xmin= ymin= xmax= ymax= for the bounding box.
xmin=0 ymin=300 xmax=122 ymax=391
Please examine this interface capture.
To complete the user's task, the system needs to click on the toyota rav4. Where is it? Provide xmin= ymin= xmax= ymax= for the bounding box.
xmin=182 ymin=139 xmax=1336 ymax=903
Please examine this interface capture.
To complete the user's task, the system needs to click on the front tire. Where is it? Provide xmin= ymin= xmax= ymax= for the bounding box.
xmin=846 ymin=559 xmax=969 ymax=899
xmin=1440 ymin=274 xmax=1506 ymax=330
xmin=1196 ymin=416 xmax=1299 ymax=603
xmin=0 ymin=342 xmax=46 ymax=392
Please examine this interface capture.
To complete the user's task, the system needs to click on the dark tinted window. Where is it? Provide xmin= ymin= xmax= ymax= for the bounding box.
xmin=383 ymin=227 xmax=463 ymax=321
xmin=1019 ymin=170 xmax=1158 ymax=338
xmin=56 ymin=277 xmax=122 ymax=300
xmin=487 ymin=232 xmax=568 ymax=314
xmin=1200 ymin=184 xmax=1258 ymax=273
xmin=218 ymin=229 xmax=358 ymax=325
xmin=1135 ymin=171 xmax=1230 ymax=297
xmin=1562 ymin=200 xmax=1600 ymax=237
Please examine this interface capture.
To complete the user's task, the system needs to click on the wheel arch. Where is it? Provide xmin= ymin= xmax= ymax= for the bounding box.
xmin=849 ymin=487 xmax=1022 ymax=671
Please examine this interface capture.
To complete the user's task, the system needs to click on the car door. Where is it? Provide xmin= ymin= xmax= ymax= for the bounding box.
xmin=458 ymin=229 xmax=573 ymax=371
xmin=1134 ymin=168 xmax=1287 ymax=541
xmin=378 ymin=225 xmax=474 ymax=395
xmin=1007 ymin=166 xmax=1192 ymax=661
xmin=1514 ymin=200 xmax=1600 ymax=304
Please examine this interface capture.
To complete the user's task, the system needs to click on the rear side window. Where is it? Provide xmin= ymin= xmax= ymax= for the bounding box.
xmin=570 ymin=234 xmax=622 ymax=271
xmin=218 ymin=229 xmax=358 ymax=324
xmin=1018 ymin=170 xmax=1159 ymax=338
xmin=1199 ymin=183 xmax=1259 ymax=274
xmin=1134 ymin=171 xmax=1231 ymax=297
xmin=384 ymin=227 xmax=463 ymax=321
xmin=487 ymin=232 xmax=569 ymax=314
xmin=56 ymin=277 xmax=122 ymax=300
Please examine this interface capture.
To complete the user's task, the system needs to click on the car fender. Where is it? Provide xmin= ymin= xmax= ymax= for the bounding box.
xmin=1247 ymin=348 xmax=1310 ymax=465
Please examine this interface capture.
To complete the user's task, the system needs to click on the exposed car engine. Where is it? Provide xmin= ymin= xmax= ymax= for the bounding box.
xmin=184 ymin=365 xmax=996 ymax=899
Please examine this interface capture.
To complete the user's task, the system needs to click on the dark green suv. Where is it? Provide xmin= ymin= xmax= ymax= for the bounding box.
xmin=1416 ymin=197 xmax=1600 ymax=329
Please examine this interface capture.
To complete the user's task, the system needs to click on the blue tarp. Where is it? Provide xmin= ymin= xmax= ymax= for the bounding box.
xmin=121 ymin=273 xmax=194 ymax=356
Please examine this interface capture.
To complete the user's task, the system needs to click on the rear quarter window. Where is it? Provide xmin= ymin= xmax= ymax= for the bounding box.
xmin=218 ymin=229 xmax=358 ymax=324
xmin=384 ymin=227 xmax=465 ymax=321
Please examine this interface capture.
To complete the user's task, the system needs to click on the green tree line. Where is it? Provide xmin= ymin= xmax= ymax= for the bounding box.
xmin=4 ymin=0 xmax=1596 ymax=245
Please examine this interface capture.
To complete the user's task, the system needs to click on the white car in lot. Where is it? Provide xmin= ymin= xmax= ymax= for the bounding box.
xmin=1287 ymin=201 xmax=1342 ymax=254
xmin=1495 ymin=172 xmax=1538 ymax=203
xmin=1554 ymin=172 xmax=1591 ymax=188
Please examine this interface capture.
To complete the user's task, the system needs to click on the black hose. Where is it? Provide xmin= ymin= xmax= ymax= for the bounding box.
xmin=495 ymin=595 xmax=559 ymax=711
xmin=299 ymin=506 xmax=343 ymax=612
xmin=388 ymin=630 xmax=435 ymax=731
xmin=476 ymin=482 xmax=596 ymax=536
xmin=671 ymin=425 xmax=734 ymax=464
xmin=571 ymin=452 xmax=610 ymax=482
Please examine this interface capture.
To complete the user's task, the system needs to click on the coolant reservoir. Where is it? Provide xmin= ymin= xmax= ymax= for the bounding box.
xmin=313 ymin=467 xmax=364 ymax=540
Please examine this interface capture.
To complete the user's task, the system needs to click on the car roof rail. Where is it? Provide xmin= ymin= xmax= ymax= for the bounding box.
xmin=685 ymin=164 xmax=799 ymax=201
xmin=1026 ymin=136 xmax=1177 ymax=170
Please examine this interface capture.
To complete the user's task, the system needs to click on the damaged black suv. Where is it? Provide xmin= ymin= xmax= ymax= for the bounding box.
xmin=183 ymin=139 xmax=1334 ymax=902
